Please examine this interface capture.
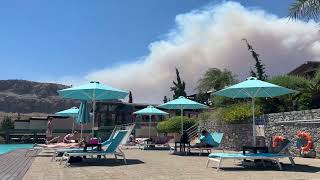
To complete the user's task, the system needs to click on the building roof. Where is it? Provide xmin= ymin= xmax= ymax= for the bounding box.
xmin=288 ymin=61 xmax=320 ymax=76
xmin=28 ymin=115 xmax=69 ymax=121
xmin=98 ymin=101 xmax=159 ymax=108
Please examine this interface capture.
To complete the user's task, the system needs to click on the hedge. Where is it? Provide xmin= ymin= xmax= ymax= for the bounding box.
xmin=156 ymin=116 xmax=196 ymax=133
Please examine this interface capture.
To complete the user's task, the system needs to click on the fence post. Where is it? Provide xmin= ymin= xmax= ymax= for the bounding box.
xmin=5 ymin=130 xmax=10 ymax=144
xmin=33 ymin=130 xmax=37 ymax=143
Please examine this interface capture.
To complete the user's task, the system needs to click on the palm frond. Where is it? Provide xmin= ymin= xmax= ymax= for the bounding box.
xmin=289 ymin=0 xmax=320 ymax=20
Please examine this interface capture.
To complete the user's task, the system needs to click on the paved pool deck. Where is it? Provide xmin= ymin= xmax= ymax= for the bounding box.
xmin=0 ymin=149 xmax=40 ymax=180
xmin=23 ymin=149 xmax=320 ymax=180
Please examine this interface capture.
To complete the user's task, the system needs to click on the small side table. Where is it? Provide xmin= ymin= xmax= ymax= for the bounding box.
xmin=144 ymin=138 xmax=155 ymax=148
xmin=83 ymin=143 xmax=102 ymax=158
xmin=174 ymin=141 xmax=190 ymax=154
xmin=242 ymin=146 xmax=268 ymax=154
xmin=242 ymin=146 xmax=268 ymax=165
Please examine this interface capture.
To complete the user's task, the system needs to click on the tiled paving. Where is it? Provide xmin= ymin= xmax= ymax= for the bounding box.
xmin=23 ymin=149 xmax=320 ymax=180
xmin=0 ymin=149 xmax=40 ymax=180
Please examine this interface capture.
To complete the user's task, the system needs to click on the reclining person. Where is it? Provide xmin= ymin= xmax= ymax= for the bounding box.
xmin=63 ymin=131 xmax=78 ymax=143
xmin=35 ymin=139 xmax=85 ymax=148
xmin=192 ymin=129 xmax=215 ymax=148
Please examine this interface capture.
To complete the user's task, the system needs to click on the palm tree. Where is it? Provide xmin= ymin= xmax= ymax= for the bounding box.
xmin=289 ymin=0 xmax=320 ymax=20
xmin=197 ymin=68 xmax=237 ymax=92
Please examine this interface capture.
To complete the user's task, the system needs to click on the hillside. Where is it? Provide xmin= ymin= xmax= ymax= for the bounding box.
xmin=0 ymin=80 xmax=77 ymax=113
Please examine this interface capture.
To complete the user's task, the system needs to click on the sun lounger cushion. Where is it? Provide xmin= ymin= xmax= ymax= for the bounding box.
xmin=209 ymin=153 xmax=288 ymax=158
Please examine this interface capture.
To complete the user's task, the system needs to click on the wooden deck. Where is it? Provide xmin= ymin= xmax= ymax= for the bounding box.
xmin=0 ymin=148 xmax=40 ymax=180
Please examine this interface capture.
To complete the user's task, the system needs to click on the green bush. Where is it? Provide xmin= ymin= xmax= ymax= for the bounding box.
xmin=156 ymin=116 xmax=196 ymax=133
xmin=220 ymin=103 xmax=262 ymax=124
xmin=258 ymin=75 xmax=310 ymax=113
xmin=196 ymin=110 xmax=223 ymax=125
xmin=1 ymin=116 xmax=14 ymax=129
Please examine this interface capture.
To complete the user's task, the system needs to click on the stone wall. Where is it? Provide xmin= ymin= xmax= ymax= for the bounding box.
xmin=264 ymin=109 xmax=320 ymax=155
xmin=200 ymin=109 xmax=320 ymax=153
xmin=199 ymin=121 xmax=264 ymax=150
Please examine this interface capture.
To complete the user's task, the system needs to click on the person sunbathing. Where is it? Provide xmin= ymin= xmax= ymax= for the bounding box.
xmin=63 ymin=131 xmax=79 ymax=143
xmin=35 ymin=139 xmax=85 ymax=148
xmin=192 ymin=129 xmax=215 ymax=148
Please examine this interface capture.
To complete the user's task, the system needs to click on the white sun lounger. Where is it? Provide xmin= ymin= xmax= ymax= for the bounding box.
xmin=60 ymin=130 xmax=128 ymax=167
xmin=207 ymin=153 xmax=295 ymax=171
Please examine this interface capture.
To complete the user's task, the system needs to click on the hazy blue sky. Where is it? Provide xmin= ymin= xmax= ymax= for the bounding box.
xmin=0 ymin=0 xmax=294 ymax=81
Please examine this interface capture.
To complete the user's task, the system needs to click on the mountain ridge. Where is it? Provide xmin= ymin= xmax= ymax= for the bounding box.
xmin=0 ymin=79 xmax=77 ymax=113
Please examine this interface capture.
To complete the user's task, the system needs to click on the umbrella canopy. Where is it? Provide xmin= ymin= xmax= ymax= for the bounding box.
xmin=58 ymin=81 xmax=128 ymax=100
xmin=214 ymin=77 xmax=297 ymax=146
xmin=134 ymin=106 xmax=168 ymax=138
xmin=58 ymin=81 xmax=128 ymax=136
xmin=55 ymin=107 xmax=79 ymax=133
xmin=158 ymin=96 xmax=208 ymax=134
xmin=158 ymin=96 xmax=208 ymax=110
xmin=134 ymin=105 xmax=168 ymax=116
xmin=214 ymin=77 xmax=297 ymax=98
xmin=56 ymin=107 xmax=79 ymax=117
xmin=77 ymin=100 xmax=90 ymax=138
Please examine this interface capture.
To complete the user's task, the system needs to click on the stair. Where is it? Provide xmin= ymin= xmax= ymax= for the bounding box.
xmin=185 ymin=123 xmax=199 ymax=142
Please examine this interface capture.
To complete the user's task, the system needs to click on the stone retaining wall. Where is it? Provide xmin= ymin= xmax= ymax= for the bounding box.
xmin=264 ymin=109 xmax=320 ymax=155
xmin=200 ymin=109 xmax=320 ymax=153
xmin=199 ymin=121 xmax=264 ymax=150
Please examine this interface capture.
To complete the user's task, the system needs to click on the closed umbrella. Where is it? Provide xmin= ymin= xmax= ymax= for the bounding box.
xmin=158 ymin=96 xmax=208 ymax=134
xmin=77 ymin=100 xmax=91 ymax=138
xmin=58 ymin=81 xmax=128 ymax=136
xmin=55 ymin=107 xmax=79 ymax=133
xmin=214 ymin=77 xmax=298 ymax=146
xmin=134 ymin=106 xmax=168 ymax=138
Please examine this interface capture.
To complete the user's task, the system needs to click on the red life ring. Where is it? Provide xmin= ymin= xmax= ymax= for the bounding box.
xmin=272 ymin=135 xmax=285 ymax=148
xmin=297 ymin=132 xmax=313 ymax=152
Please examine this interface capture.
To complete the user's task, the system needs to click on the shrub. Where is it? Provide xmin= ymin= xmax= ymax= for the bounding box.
xmin=259 ymin=75 xmax=310 ymax=113
xmin=220 ymin=103 xmax=262 ymax=124
xmin=1 ymin=116 xmax=14 ymax=129
xmin=156 ymin=116 xmax=196 ymax=133
xmin=196 ymin=110 xmax=224 ymax=125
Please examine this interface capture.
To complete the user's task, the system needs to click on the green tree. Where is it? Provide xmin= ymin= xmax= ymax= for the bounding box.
xmin=197 ymin=68 xmax=237 ymax=92
xmin=289 ymin=0 xmax=320 ymax=20
xmin=1 ymin=116 xmax=14 ymax=129
xmin=163 ymin=96 xmax=168 ymax=103
xmin=195 ymin=92 xmax=210 ymax=104
xmin=128 ymin=91 xmax=133 ymax=103
xmin=170 ymin=68 xmax=187 ymax=99
xmin=300 ymin=69 xmax=320 ymax=109
xmin=242 ymin=39 xmax=267 ymax=80
xmin=258 ymin=75 xmax=310 ymax=113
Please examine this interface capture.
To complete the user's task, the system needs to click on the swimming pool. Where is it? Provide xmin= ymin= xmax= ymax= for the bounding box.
xmin=0 ymin=144 xmax=33 ymax=154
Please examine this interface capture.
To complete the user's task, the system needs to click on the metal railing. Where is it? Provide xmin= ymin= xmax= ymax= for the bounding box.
xmin=0 ymin=127 xmax=116 ymax=144
xmin=185 ymin=122 xmax=199 ymax=141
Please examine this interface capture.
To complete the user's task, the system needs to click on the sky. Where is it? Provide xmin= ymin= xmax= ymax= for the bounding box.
xmin=0 ymin=0 xmax=293 ymax=80
xmin=3 ymin=0 xmax=320 ymax=103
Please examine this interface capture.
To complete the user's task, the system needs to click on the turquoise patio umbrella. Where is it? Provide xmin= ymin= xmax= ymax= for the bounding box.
xmin=58 ymin=81 xmax=128 ymax=136
xmin=214 ymin=77 xmax=298 ymax=146
xmin=134 ymin=106 xmax=168 ymax=138
xmin=158 ymin=96 xmax=208 ymax=134
xmin=55 ymin=107 xmax=79 ymax=133
xmin=77 ymin=100 xmax=91 ymax=138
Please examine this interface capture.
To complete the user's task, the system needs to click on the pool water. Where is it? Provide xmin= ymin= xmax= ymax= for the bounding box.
xmin=0 ymin=144 xmax=33 ymax=154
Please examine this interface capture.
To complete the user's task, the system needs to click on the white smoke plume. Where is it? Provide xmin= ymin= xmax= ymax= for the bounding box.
xmin=69 ymin=2 xmax=320 ymax=103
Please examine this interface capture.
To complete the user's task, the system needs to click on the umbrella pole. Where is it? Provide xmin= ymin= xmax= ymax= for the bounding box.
xmin=149 ymin=115 xmax=151 ymax=139
xmin=81 ymin=124 xmax=83 ymax=139
xmin=72 ymin=116 xmax=75 ymax=133
xmin=92 ymin=100 xmax=96 ymax=137
xmin=181 ymin=108 xmax=184 ymax=134
xmin=252 ymin=97 xmax=256 ymax=146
